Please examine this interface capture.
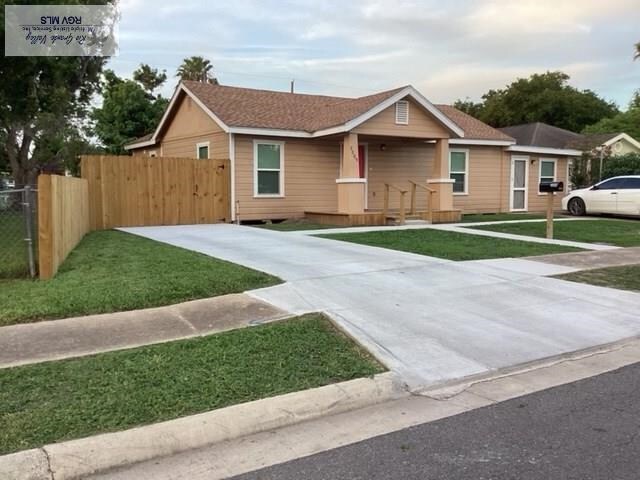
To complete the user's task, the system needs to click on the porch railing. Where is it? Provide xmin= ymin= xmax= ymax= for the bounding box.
xmin=408 ymin=180 xmax=435 ymax=222
xmin=383 ymin=183 xmax=408 ymax=225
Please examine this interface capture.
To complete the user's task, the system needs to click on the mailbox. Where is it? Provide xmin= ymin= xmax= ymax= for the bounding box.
xmin=539 ymin=181 xmax=564 ymax=193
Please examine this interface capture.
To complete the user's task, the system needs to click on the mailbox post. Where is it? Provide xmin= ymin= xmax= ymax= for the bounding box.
xmin=539 ymin=181 xmax=564 ymax=239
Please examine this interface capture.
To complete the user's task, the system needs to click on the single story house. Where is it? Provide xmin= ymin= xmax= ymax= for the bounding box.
xmin=500 ymin=122 xmax=640 ymax=157
xmin=125 ymin=82 xmax=575 ymax=223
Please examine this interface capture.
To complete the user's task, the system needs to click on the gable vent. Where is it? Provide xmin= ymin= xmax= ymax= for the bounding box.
xmin=395 ymin=100 xmax=409 ymax=125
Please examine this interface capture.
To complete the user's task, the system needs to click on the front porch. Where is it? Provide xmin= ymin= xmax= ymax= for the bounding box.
xmin=306 ymin=132 xmax=461 ymax=226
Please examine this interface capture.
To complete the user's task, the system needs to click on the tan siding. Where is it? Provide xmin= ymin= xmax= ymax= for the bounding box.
xmin=453 ymin=146 xmax=507 ymax=214
xmin=367 ymin=142 xmax=433 ymax=210
xmin=234 ymin=135 xmax=340 ymax=220
xmin=354 ymin=98 xmax=449 ymax=138
xmin=159 ymin=95 xmax=229 ymax=159
xmin=526 ymin=156 xmax=569 ymax=212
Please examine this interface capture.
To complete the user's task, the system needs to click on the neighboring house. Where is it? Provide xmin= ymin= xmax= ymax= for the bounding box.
xmin=500 ymin=122 xmax=640 ymax=157
xmin=500 ymin=122 xmax=640 ymax=190
xmin=125 ymin=82 xmax=572 ymax=223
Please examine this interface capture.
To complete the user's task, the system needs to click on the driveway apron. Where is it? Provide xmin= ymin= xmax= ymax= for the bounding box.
xmin=121 ymin=225 xmax=640 ymax=390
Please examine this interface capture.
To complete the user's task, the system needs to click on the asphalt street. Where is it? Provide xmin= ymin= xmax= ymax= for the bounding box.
xmin=232 ymin=362 xmax=640 ymax=480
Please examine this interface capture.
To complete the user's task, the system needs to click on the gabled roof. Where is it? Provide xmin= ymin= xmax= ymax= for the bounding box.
xmin=435 ymin=105 xmax=514 ymax=142
xmin=181 ymin=81 xmax=408 ymax=133
xmin=499 ymin=122 xmax=640 ymax=156
xmin=126 ymin=82 xmax=469 ymax=149
xmin=124 ymin=133 xmax=153 ymax=147
xmin=499 ymin=122 xmax=582 ymax=150
xmin=566 ymin=133 xmax=627 ymax=150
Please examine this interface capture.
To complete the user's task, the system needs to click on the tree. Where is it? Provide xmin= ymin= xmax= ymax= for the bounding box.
xmin=635 ymin=41 xmax=640 ymax=60
xmin=583 ymin=91 xmax=640 ymax=141
xmin=176 ymin=56 xmax=218 ymax=84
xmin=0 ymin=0 xmax=115 ymax=186
xmin=452 ymin=98 xmax=483 ymax=118
xmin=133 ymin=64 xmax=167 ymax=93
xmin=91 ymin=71 xmax=168 ymax=154
xmin=602 ymin=153 xmax=640 ymax=179
xmin=453 ymin=72 xmax=619 ymax=132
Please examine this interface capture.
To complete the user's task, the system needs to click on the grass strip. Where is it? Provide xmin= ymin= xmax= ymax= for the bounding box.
xmin=0 ymin=314 xmax=384 ymax=455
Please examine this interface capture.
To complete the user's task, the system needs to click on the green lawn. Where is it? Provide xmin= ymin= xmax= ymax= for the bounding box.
xmin=467 ymin=219 xmax=640 ymax=247
xmin=461 ymin=213 xmax=548 ymax=223
xmin=554 ymin=265 xmax=640 ymax=292
xmin=0 ymin=230 xmax=281 ymax=326
xmin=255 ymin=221 xmax=342 ymax=231
xmin=0 ymin=314 xmax=384 ymax=455
xmin=319 ymin=229 xmax=581 ymax=261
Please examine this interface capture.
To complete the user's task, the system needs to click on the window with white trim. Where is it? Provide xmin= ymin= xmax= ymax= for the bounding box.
xmin=254 ymin=141 xmax=284 ymax=196
xmin=539 ymin=158 xmax=556 ymax=193
xmin=196 ymin=142 xmax=209 ymax=159
xmin=449 ymin=149 xmax=468 ymax=194
xmin=395 ymin=100 xmax=409 ymax=125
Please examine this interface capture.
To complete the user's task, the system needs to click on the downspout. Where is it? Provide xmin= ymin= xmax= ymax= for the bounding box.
xmin=228 ymin=133 xmax=237 ymax=223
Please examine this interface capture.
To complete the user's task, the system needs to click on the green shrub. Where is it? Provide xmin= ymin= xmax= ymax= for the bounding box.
xmin=602 ymin=153 xmax=640 ymax=179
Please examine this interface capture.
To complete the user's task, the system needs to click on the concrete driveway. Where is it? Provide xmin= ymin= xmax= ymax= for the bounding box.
xmin=121 ymin=224 xmax=640 ymax=390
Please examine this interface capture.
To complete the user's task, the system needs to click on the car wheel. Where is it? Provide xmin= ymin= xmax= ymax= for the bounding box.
xmin=568 ymin=197 xmax=586 ymax=216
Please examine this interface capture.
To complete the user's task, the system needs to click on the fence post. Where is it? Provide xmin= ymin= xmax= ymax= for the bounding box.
xmin=22 ymin=185 xmax=36 ymax=278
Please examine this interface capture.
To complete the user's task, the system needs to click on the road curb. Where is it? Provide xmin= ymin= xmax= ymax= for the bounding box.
xmin=0 ymin=372 xmax=402 ymax=480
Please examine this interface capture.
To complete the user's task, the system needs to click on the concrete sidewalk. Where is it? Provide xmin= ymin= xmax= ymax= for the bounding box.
xmin=291 ymin=220 xmax=617 ymax=252
xmin=123 ymin=224 xmax=640 ymax=391
xmin=0 ymin=294 xmax=287 ymax=369
xmin=532 ymin=246 xmax=640 ymax=270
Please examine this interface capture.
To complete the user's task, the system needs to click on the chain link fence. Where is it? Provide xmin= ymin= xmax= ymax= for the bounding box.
xmin=0 ymin=186 xmax=38 ymax=278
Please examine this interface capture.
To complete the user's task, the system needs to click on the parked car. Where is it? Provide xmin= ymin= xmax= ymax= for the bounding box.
xmin=562 ymin=175 xmax=640 ymax=216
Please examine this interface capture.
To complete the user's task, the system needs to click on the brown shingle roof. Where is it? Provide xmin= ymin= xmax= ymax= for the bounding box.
xmin=435 ymin=105 xmax=514 ymax=141
xmin=125 ymin=133 xmax=153 ymax=146
xmin=131 ymin=83 xmax=514 ymax=147
xmin=182 ymin=81 xmax=406 ymax=132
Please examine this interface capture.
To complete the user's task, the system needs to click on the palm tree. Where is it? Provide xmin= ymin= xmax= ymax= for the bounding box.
xmin=176 ymin=56 xmax=218 ymax=84
xmin=636 ymin=41 xmax=640 ymax=60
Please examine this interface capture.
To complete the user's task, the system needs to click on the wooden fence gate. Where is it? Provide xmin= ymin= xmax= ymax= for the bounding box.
xmin=81 ymin=155 xmax=230 ymax=230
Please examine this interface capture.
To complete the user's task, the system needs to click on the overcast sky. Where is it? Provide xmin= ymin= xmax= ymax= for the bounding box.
xmin=112 ymin=0 xmax=640 ymax=108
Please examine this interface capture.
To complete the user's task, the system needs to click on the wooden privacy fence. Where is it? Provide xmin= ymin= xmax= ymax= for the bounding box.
xmin=81 ymin=155 xmax=230 ymax=230
xmin=38 ymin=174 xmax=90 ymax=279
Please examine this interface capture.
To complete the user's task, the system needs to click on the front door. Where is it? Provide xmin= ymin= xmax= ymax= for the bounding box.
xmin=510 ymin=156 xmax=528 ymax=211
xmin=358 ymin=144 xmax=368 ymax=208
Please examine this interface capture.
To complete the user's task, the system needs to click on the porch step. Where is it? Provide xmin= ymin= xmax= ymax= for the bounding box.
xmin=387 ymin=217 xmax=431 ymax=226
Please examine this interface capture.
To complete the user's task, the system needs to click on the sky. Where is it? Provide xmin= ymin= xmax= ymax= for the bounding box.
xmin=112 ymin=0 xmax=640 ymax=108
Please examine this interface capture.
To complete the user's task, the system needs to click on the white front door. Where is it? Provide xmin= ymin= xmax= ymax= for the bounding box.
xmin=510 ymin=156 xmax=529 ymax=211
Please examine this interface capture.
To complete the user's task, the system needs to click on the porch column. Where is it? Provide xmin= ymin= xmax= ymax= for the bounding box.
xmin=427 ymin=138 xmax=454 ymax=211
xmin=337 ymin=132 xmax=365 ymax=214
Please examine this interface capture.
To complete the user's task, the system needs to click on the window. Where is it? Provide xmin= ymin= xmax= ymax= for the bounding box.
xmin=449 ymin=149 xmax=468 ymax=194
xmin=621 ymin=178 xmax=640 ymax=189
xmin=538 ymin=158 xmax=556 ymax=193
xmin=196 ymin=142 xmax=209 ymax=159
xmin=597 ymin=178 xmax=625 ymax=190
xmin=395 ymin=100 xmax=409 ymax=125
xmin=254 ymin=141 xmax=284 ymax=196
